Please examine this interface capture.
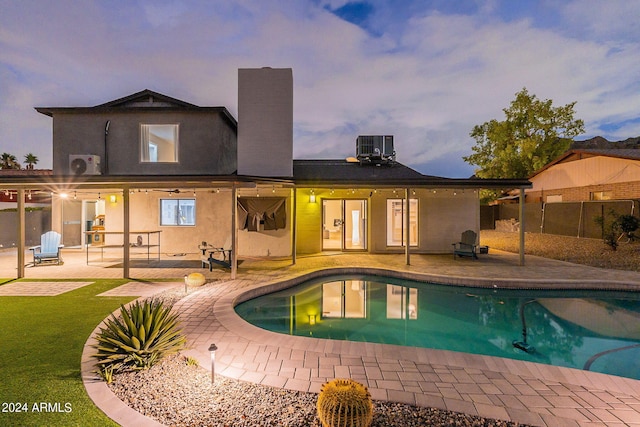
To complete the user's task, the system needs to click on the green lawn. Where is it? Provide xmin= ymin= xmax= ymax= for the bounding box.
xmin=0 ymin=280 xmax=136 ymax=426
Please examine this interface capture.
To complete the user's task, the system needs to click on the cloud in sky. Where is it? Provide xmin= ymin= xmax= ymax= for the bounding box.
xmin=0 ymin=0 xmax=638 ymax=177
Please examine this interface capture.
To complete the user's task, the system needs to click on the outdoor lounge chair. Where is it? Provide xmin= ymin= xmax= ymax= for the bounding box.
xmin=29 ymin=231 xmax=64 ymax=265
xmin=452 ymin=229 xmax=479 ymax=259
xmin=198 ymin=238 xmax=232 ymax=271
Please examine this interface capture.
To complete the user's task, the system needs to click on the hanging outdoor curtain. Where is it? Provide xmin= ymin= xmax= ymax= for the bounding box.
xmin=237 ymin=197 xmax=286 ymax=231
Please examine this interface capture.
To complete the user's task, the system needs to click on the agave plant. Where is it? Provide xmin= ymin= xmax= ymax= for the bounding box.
xmin=93 ymin=299 xmax=186 ymax=374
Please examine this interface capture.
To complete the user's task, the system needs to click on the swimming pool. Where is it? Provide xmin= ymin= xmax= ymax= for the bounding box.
xmin=235 ymin=274 xmax=640 ymax=380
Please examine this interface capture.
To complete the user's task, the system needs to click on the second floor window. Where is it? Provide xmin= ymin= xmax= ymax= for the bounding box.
xmin=141 ymin=124 xmax=179 ymax=162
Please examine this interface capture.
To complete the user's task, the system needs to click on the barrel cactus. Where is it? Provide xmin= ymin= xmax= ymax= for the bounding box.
xmin=316 ymin=378 xmax=373 ymax=427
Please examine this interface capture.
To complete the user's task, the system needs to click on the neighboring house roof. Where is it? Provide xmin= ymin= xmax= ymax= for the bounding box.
xmin=529 ymin=149 xmax=640 ymax=179
xmin=35 ymin=89 xmax=237 ymax=128
xmin=0 ymin=169 xmax=53 ymax=176
xmin=292 ymin=159 xmax=530 ymax=188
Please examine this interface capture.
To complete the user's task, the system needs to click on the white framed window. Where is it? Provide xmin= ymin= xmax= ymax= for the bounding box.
xmin=386 ymin=285 xmax=418 ymax=319
xmin=141 ymin=124 xmax=179 ymax=162
xmin=160 ymin=199 xmax=195 ymax=226
xmin=386 ymin=199 xmax=418 ymax=246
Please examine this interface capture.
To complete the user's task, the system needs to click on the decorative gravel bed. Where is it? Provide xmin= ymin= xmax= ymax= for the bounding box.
xmin=109 ymin=354 xmax=525 ymax=427
xmin=481 ymin=230 xmax=640 ymax=271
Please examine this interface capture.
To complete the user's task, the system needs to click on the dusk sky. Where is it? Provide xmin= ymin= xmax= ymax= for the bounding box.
xmin=1 ymin=0 xmax=639 ymax=177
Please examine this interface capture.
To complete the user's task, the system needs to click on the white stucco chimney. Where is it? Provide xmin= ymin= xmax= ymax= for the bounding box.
xmin=237 ymin=67 xmax=293 ymax=177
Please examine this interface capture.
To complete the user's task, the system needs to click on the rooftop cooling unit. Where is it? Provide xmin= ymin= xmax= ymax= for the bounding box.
xmin=356 ymin=135 xmax=395 ymax=164
xmin=69 ymin=155 xmax=101 ymax=175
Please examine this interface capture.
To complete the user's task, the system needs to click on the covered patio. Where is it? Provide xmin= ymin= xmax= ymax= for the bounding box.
xmin=2 ymin=173 xmax=532 ymax=282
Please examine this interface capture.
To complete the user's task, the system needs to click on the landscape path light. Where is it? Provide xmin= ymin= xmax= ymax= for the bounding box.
xmin=208 ymin=343 xmax=218 ymax=384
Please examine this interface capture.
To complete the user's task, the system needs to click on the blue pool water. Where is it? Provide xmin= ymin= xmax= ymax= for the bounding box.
xmin=235 ymin=275 xmax=640 ymax=380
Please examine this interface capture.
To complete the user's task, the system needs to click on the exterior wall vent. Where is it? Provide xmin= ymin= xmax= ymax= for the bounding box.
xmin=356 ymin=135 xmax=395 ymax=165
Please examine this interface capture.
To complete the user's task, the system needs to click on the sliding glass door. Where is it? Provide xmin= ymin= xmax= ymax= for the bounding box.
xmin=322 ymin=199 xmax=367 ymax=251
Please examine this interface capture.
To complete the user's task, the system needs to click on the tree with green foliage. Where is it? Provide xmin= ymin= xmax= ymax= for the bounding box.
xmin=24 ymin=153 xmax=38 ymax=169
xmin=464 ymin=88 xmax=585 ymax=180
xmin=0 ymin=152 xmax=21 ymax=169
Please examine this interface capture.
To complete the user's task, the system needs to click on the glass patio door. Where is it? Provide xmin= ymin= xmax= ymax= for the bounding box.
xmin=322 ymin=199 xmax=367 ymax=251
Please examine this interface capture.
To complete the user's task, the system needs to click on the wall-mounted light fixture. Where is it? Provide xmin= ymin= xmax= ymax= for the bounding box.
xmin=309 ymin=189 xmax=316 ymax=203
xmin=309 ymin=314 xmax=316 ymax=325
xmin=109 ymin=194 xmax=117 ymax=203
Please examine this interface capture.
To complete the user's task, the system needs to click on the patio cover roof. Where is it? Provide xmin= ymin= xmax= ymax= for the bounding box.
xmin=0 ymin=163 xmax=531 ymax=190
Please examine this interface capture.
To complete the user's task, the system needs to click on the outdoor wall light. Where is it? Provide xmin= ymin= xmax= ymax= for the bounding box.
xmin=309 ymin=190 xmax=316 ymax=203
xmin=109 ymin=195 xmax=117 ymax=203
xmin=208 ymin=343 xmax=218 ymax=384
xmin=309 ymin=314 xmax=316 ymax=325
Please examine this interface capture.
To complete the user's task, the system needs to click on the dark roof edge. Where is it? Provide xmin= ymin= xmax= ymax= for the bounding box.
xmin=293 ymin=177 xmax=531 ymax=189
xmin=0 ymin=174 xmax=292 ymax=188
xmin=34 ymin=106 xmax=237 ymax=128
xmin=2 ymin=173 xmax=529 ymax=190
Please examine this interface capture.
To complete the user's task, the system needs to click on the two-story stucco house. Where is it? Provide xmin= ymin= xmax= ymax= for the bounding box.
xmin=5 ymin=67 xmax=531 ymax=278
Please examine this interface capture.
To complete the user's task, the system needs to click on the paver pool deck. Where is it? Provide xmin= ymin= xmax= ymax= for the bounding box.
xmin=3 ymin=247 xmax=640 ymax=426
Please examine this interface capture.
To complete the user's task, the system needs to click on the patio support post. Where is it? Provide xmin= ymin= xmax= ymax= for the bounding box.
xmin=519 ymin=187 xmax=525 ymax=266
xmin=123 ymin=187 xmax=130 ymax=278
xmin=17 ymin=188 xmax=25 ymax=278
xmin=405 ymin=188 xmax=410 ymax=265
xmin=292 ymin=188 xmax=297 ymax=265
xmin=231 ymin=185 xmax=237 ymax=279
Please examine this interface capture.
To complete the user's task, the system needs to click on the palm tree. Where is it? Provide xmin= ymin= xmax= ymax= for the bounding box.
xmin=24 ymin=153 xmax=38 ymax=170
xmin=0 ymin=152 xmax=20 ymax=169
